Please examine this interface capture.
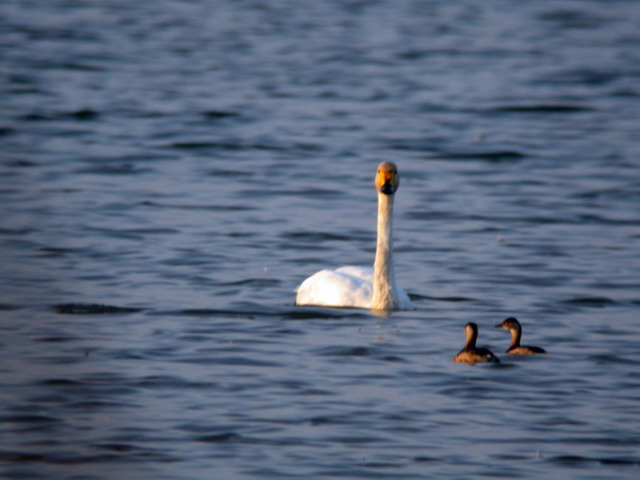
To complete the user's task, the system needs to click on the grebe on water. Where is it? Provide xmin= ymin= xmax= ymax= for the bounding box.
xmin=495 ymin=317 xmax=546 ymax=354
xmin=453 ymin=322 xmax=500 ymax=364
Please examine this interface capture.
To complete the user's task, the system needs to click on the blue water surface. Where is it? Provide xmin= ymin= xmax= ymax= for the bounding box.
xmin=1 ymin=1 xmax=639 ymax=479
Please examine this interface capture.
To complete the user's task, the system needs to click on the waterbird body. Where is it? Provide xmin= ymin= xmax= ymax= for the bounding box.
xmin=495 ymin=317 xmax=546 ymax=354
xmin=453 ymin=322 xmax=500 ymax=364
xmin=295 ymin=162 xmax=412 ymax=311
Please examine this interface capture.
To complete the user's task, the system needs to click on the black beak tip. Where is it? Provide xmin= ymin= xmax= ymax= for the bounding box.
xmin=380 ymin=182 xmax=395 ymax=195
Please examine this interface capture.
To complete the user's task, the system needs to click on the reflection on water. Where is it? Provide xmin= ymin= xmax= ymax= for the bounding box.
xmin=1 ymin=0 xmax=640 ymax=479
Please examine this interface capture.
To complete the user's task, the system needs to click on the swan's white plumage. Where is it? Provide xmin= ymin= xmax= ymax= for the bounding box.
xmin=295 ymin=162 xmax=413 ymax=311
xmin=295 ymin=266 xmax=373 ymax=308
xmin=295 ymin=265 xmax=412 ymax=309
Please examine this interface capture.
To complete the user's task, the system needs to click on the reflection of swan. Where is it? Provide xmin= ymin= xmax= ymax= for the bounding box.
xmin=295 ymin=162 xmax=412 ymax=311
xmin=453 ymin=322 xmax=500 ymax=364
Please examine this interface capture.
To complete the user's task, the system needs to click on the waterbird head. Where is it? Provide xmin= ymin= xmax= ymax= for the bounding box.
xmin=375 ymin=161 xmax=399 ymax=195
xmin=465 ymin=322 xmax=479 ymax=339
xmin=495 ymin=317 xmax=521 ymax=331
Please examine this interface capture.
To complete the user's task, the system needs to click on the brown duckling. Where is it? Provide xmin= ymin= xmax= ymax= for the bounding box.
xmin=495 ymin=317 xmax=546 ymax=354
xmin=453 ymin=322 xmax=500 ymax=364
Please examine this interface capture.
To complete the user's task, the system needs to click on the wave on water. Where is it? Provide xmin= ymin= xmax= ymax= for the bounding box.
xmin=53 ymin=303 xmax=146 ymax=315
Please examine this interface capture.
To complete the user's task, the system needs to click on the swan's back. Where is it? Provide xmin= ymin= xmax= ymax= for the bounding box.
xmin=295 ymin=266 xmax=412 ymax=309
xmin=295 ymin=266 xmax=373 ymax=308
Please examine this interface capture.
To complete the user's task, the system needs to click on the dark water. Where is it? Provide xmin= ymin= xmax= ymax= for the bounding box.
xmin=2 ymin=0 xmax=640 ymax=478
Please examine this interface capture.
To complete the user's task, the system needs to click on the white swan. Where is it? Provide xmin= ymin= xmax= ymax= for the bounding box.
xmin=295 ymin=161 xmax=413 ymax=311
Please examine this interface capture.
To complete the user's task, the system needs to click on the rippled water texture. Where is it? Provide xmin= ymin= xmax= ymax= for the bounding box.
xmin=1 ymin=1 xmax=640 ymax=479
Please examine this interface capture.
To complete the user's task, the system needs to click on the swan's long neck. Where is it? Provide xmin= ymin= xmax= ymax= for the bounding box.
xmin=371 ymin=192 xmax=398 ymax=310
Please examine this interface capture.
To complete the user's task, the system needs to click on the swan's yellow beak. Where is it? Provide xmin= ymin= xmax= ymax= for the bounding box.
xmin=375 ymin=161 xmax=399 ymax=195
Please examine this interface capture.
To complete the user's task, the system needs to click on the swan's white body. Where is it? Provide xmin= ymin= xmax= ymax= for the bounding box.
xmin=295 ymin=266 xmax=412 ymax=310
xmin=295 ymin=162 xmax=413 ymax=311
xmin=296 ymin=266 xmax=374 ymax=309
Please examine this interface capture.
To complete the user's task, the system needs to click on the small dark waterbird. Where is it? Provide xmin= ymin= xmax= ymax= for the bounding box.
xmin=495 ymin=317 xmax=546 ymax=354
xmin=453 ymin=322 xmax=500 ymax=364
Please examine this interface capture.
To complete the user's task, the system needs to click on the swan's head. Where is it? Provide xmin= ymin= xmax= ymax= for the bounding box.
xmin=495 ymin=317 xmax=521 ymax=331
xmin=375 ymin=161 xmax=399 ymax=195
